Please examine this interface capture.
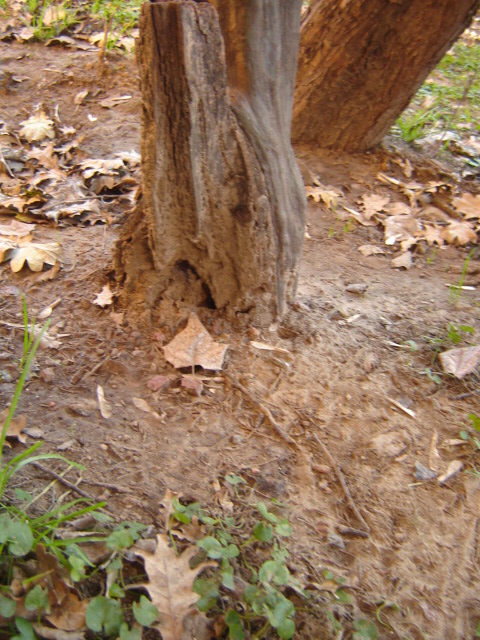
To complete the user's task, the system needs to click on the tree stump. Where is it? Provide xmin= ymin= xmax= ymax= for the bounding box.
xmin=115 ymin=0 xmax=305 ymax=326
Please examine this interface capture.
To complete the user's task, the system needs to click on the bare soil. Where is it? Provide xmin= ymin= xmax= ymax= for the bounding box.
xmin=1 ymin=40 xmax=480 ymax=639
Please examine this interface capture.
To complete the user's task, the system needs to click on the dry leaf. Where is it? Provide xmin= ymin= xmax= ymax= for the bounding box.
xmin=132 ymin=397 xmax=162 ymax=419
xmin=74 ymin=89 xmax=89 ymax=106
xmin=441 ymin=221 xmax=477 ymax=245
xmin=452 ymin=193 xmax=480 ymax=219
xmin=163 ymin=313 xmax=228 ymax=370
xmin=385 ymin=201 xmax=411 ymax=216
xmin=0 ymin=219 xmax=35 ymax=238
xmin=421 ymin=223 xmax=445 ymax=246
xmin=391 ymin=251 xmax=413 ymax=269
xmin=305 ymin=185 xmax=340 ymax=209
xmin=438 ymin=460 xmax=464 ymax=485
xmin=96 ymin=385 xmax=112 ymax=419
xmin=384 ymin=215 xmax=421 ymax=245
xmin=360 ymin=193 xmax=389 ymax=218
xmin=249 ymin=341 xmax=290 ymax=354
xmin=99 ymin=94 xmax=132 ymax=109
xmin=133 ymin=534 xmax=216 ymax=640
xmin=343 ymin=205 xmax=377 ymax=226
xmin=358 ymin=244 xmax=385 ymax=257
xmin=93 ymin=285 xmax=113 ymax=308
xmin=9 ymin=241 xmax=61 ymax=273
xmin=19 ymin=110 xmax=55 ymax=143
xmin=438 ymin=345 xmax=480 ymax=379
xmin=1 ymin=407 xmax=27 ymax=443
xmin=38 ymin=297 xmax=62 ymax=320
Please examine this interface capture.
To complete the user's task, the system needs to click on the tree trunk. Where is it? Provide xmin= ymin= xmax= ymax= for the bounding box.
xmin=292 ymin=0 xmax=480 ymax=152
xmin=115 ymin=0 xmax=305 ymax=326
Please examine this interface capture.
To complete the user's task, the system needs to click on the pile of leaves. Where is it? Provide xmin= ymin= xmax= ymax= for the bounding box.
xmin=306 ymin=169 xmax=480 ymax=270
xmin=0 ymin=107 xmax=139 ymax=272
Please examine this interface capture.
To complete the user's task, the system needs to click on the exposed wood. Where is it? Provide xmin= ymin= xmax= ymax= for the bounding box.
xmin=115 ymin=0 xmax=305 ymax=326
xmin=293 ymin=0 xmax=480 ymax=151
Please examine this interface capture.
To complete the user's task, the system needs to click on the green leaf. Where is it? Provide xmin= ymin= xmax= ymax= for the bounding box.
xmin=259 ymin=560 xmax=290 ymax=586
xmin=0 ymin=512 xmax=12 ymax=543
xmin=0 ymin=594 xmax=17 ymax=618
xmin=275 ymin=520 xmax=293 ymax=537
xmin=197 ymin=536 xmax=238 ymax=560
xmin=108 ymin=556 xmax=124 ymax=572
xmin=460 ymin=430 xmax=470 ymax=441
xmin=85 ymin=596 xmax=123 ymax=635
xmin=257 ymin=502 xmax=279 ymax=524
xmin=353 ymin=618 xmax=379 ymax=639
xmin=475 ymin=619 xmax=480 ymax=637
xmin=108 ymin=583 xmax=125 ymax=599
xmin=197 ymin=536 xmax=224 ymax=559
xmin=8 ymin=521 xmax=34 ymax=557
xmin=221 ymin=561 xmax=235 ymax=590
xmin=225 ymin=609 xmax=245 ymax=640
xmin=132 ymin=596 xmax=158 ymax=626
xmin=171 ymin=498 xmax=201 ymax=523
xmin=119 ymin=623 xmax=142 ymax=640
xmin=277 ymin=617 xmax=295 ymax=640
xmin=225 ymin=474 xmax=246 ymax=486
xmin=469 ymin=413 xmax=480 ymax=432
xmin=243 ymin=584 xmax=262 ymax=605
xmin=14 ymin=488 xmax=33 ymax=503
xmin=25 ymin=585 xmax=49 ymax=613
xmin=12 ymin=617 xmax=36 ymax=640
xmin=107 ymin=529 xmax=134 ymax=551
xmin=69 ymin=555 xmax=87 ymax=582
xmin=334 ymin=588 xmax=352 ymax=604
xmin=264 ymin=593 xmax=294 ymax=629
xmin=253 ymin=521 xmax=273 ymax=542
xmin=193 ymin=578 xmax=219 ymax=612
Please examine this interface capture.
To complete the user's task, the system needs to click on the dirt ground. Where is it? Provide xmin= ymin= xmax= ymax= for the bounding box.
xmin=1 ymin=40 xmax=480 ymax=639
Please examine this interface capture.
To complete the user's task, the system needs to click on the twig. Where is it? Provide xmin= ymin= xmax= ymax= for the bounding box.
xmin=31 ymin=462 xmax=101 ymax=503
xmin=224 ymin=372 xmax=297 ymax=447
xmin=70 ymin=358 xmax=106 ymax=384
xmin=80 ymin=479 xmax=131 ymax=493
xmin=313 ymin=433 xmax=370 ymax=534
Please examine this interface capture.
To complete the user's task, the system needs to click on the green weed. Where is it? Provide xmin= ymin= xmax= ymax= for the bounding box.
xmin=449 ymin=248 xmax=477 ymax=303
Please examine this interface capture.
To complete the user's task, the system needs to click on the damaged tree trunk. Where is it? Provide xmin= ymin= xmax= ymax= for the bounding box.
xmin=292 ymin=0 xmax=480 ymax=151
xmin=115 ymin=0 xmax=305 ymax=326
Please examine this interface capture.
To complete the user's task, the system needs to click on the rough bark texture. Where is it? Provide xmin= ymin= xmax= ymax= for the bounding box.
xmin=115 ymin=0 xmax=305 ymax=326
xmin=292 ymin=0 xmax=480 ymax=151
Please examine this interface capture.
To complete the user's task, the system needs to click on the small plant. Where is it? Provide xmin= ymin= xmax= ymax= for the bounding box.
xmin=459 ymin=413 xmax=480 ymax=451
xmin=166 ymin=486 xmax=303 ymax=640
xmin=449 ymin=248 xmax=477 ymax=303
xmin=394 ymin=107 xmax=437 ymax=143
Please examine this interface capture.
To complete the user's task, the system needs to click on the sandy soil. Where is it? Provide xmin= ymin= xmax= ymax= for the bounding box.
xmin=1 ymin=40 xmax=480 ymax=639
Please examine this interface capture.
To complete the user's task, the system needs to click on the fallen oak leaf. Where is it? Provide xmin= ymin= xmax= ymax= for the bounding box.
xmin=452 ymin=193 xmax=480 ymax=220
xmin=391 ymin=251 xmax=413 ymax=270
xmin=93 ymin=285 xmax=113 ymax=308
xmin=19 ymin=110 xmax=55 ymax=143
xmin=441 ymin=221 xmax=477 ymax=245
xmin=132 ymin=533 xmax=216 ymax=640
xmin=358 ymin=244 xmax=385 ymax=257
xmin=9 ymin=241 xmax=61 ymax=273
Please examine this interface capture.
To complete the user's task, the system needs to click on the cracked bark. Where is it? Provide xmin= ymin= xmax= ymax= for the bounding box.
xmin=115 ymin=0 xmax=305 ymax=326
